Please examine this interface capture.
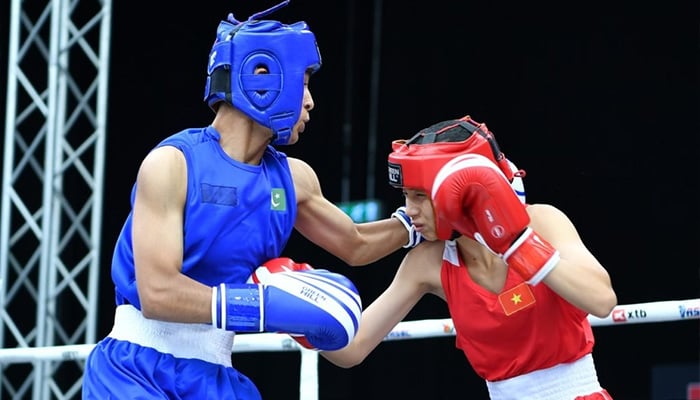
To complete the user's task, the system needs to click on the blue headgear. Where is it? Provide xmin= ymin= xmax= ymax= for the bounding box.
xmin=203 ymin=1 xmax=322 ymax=145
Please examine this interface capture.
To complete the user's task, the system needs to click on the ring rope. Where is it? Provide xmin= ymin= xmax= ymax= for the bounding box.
xmin=0 ymin=298 xmax=696 ymax=363
xmin=1 ymin=298 xmax=696 ymax=400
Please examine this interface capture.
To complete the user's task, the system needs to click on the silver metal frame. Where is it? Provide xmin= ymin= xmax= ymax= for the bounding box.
xmin=1 ymin=1 xmax=112 ymax=398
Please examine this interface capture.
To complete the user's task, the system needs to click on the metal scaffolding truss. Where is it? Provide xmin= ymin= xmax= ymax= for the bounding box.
xmin=0 ymin=0 xmax=112 ymax=399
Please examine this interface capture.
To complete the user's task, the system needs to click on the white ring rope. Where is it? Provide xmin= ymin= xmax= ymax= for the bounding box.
xmin=0 ymin=298 xmax=697 ymax=363
xmin=0 ymin=298 xmax=697 ymax=400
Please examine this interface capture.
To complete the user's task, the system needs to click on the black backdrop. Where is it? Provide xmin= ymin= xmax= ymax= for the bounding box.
xmin=2 ymin=1 xmax=699 ymax=399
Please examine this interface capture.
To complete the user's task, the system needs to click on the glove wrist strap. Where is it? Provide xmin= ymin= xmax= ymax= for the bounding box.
xmin=391 ymin=207 xmax=424 ymax=248
xmin=212 ymin=283 xmax=263 ymax=332
xmin=503 ymin=228 xmax=560 ymax=285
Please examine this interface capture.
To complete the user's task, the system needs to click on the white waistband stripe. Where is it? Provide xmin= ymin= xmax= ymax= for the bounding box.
xmin=108 ymin=304 xmax=235 ymax=367
xmin=486 ymin=354 xmax=603 ymax=400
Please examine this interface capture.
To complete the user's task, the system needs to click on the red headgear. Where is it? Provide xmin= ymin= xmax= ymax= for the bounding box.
xmin=387 ymin=115 xmax=523 ymax=240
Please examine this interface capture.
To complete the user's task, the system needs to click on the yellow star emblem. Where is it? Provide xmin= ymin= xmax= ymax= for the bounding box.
xmin=510 ymin=293 xmax=522 ymax=304
xmin=499 ymin=283 xmax=536 ymax=316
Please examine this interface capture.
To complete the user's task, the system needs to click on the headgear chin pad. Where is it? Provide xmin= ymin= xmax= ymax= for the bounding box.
xmin=204 ymin=13 xmax=322 ymax=145
xmin=387 ymin=115 xmax=526 ymax=239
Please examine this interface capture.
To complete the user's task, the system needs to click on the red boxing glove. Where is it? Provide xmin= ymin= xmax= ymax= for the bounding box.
xmin=288 ymin=333 xmax=315 ymax=349
xmin=432 ymin=154 xmax=560 ymax=284
xmin=247 ymin=257 xmax=313 ymax=284
xmin=247 ymin=257 xmax=318 ymax=349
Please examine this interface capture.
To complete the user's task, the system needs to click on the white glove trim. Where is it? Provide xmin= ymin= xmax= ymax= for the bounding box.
xmin=432 ymin=153 xmax=507 ymax=200
xmin=502 ymin=227 xmax=534 ymax=260
xmin=211 ymin=284 xmax=219 ymax=329
xmin=257 ymin=283 xmax=264 ymax=332
xmin=391 ymin=206 xmax=423 ymax=248
xmin=527 ymin=250 xmax=560 ymax=285
xmin=267 ymin=272 xmax=361 ymax=342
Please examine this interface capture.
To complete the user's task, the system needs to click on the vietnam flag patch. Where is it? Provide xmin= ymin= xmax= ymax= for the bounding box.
xmin=498 ymin=282 xmax=536 ymax=316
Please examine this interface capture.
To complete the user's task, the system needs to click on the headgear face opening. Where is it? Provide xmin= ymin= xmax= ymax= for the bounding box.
xmin=203 ymin=1 xmax=322 ymax=145
xmin=387 ymin=115 xmax=526 ymax=239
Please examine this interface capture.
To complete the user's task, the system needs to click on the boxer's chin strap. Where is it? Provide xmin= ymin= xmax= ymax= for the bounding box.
xmin=269 ymin=114 xmax=294 ymax=145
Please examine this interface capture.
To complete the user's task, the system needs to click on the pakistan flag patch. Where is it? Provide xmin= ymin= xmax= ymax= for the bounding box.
xmin=271 ymin=188 xmax=286 ymax=211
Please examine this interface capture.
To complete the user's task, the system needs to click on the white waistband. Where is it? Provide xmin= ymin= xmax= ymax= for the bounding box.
xmin=486 ymin=354 xmax=602 ymax=400
xmin=108 ymin=304 xmax=235 ymax=367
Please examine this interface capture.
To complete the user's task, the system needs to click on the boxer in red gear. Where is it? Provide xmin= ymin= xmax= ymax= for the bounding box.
xmin=322 ymin=115 xmax=617 ymax=399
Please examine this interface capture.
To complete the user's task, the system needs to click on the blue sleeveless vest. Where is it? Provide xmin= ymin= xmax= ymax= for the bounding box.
xmin=111 ymin=126 xmax=296 ymax=308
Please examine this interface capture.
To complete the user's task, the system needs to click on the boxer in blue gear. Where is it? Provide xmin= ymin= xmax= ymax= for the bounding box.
xmin=81 ymin=2 xmax=418 ymax=399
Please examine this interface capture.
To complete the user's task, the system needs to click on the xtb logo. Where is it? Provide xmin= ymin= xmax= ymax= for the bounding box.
xmin=612 ymin=308 xmax=647 ymax=323
xmin=611 ymin=309 xmax=627 ymax=322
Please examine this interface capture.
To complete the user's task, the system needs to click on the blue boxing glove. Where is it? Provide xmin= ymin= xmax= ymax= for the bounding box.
xmin=391 ymin=206 xmax=425 ymax=248
xmin=212 ymin=269 xmax=362 ymax=351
